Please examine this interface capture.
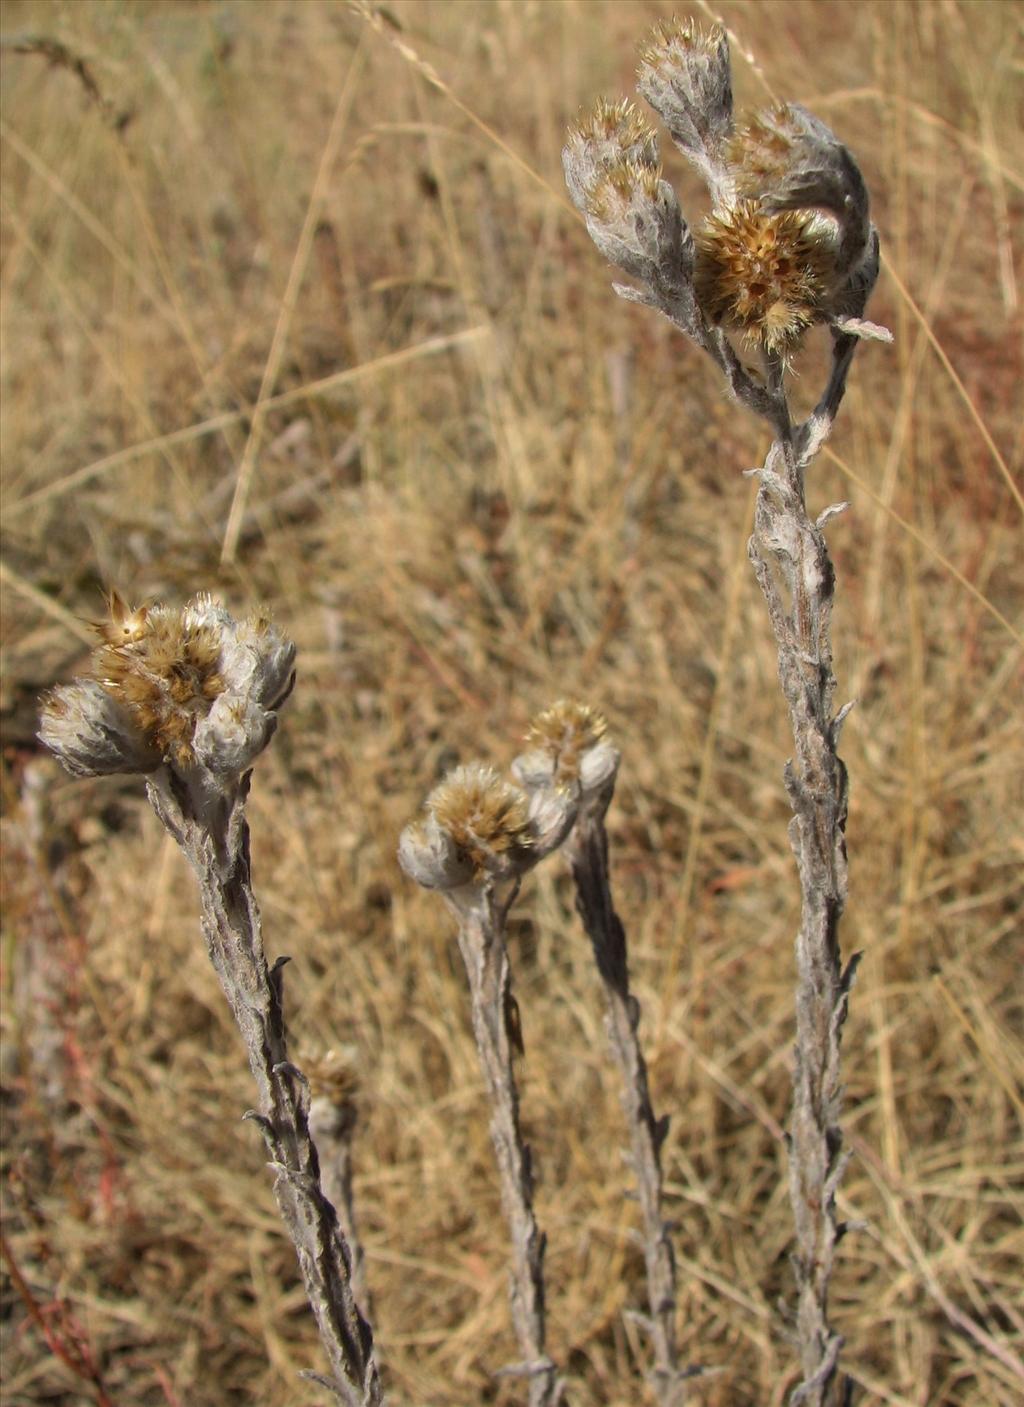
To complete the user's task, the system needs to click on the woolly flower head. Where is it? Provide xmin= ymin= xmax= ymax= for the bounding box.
xmin=399 ymin=761 xmax=577 ymax=894
xmin=727 ymin=103 xmax=871 ymax=289
xmin=563 ymin=97 xmax=659 ymax=212
xmin=563 ymin=97 xmax=688 ymax=287
xmin=40 ymin=592 xmax=295 ymax=779
xmin=636 ymin=18 xmax=733 ymax=189
xmin=695 ymin=201 xmax=835 ymax=356
xmin=513 ymin=700 xmax=620 ymax=803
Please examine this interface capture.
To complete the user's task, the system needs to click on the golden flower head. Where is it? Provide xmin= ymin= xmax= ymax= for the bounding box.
xmin=303 ymin=1047 xmax=359 ymax=1107
xmin=427 ymin=763 xmax=533 ymax=878
xmin=514 ymin=700 xmax=620 ymax=805
xmin=727 ymin=104 xmax=871 ymax=291
xmin=40 ymin=593 xmax=295 ymax=779
xmin=524 ymin=701 xmax=607 ymax=784
xmin=695 ymin=201 xmax=835 ymax=356
xmin=399 ymin=758 xmax=578 ymax=895
xmin=636 ymin=18 xmax=733 ymax=191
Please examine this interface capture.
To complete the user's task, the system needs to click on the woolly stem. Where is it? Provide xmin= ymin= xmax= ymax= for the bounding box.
xmin=447 ymin=885 xmax=559 ymax=1407
xmin=147 ymin=767 xmax=383 ymax=1407
xmin=565 ymin=801 xmax=685 ymax=1406
xmin=747 ymin=368 xmax=861 ymax=1405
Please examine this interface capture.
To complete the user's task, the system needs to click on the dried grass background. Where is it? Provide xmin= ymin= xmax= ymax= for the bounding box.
xmin=1 ymin=2 xmax=1021 ymax=1405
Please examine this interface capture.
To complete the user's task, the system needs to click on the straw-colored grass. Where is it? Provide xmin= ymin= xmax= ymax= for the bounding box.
xmin=1 ymin=3 xmax=1020 ymax=1405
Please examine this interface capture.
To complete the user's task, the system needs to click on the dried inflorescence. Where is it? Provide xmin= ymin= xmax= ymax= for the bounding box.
xmin=695 ymin=201 xmax=836 ymax=355
xmin=515 ymin=700 xmax=620 ymax=803
xmin=40 ymin=592 xmax=295 ymax=780
xmin=398 ymin=760 xmax=575 ymax=896
xmin=636 ymin=18 xmax=733 ymax=192
xmin=564 ymin=19 xmax=879 ymax=366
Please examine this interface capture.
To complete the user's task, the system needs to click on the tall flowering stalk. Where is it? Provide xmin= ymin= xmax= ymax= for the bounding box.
xmin=39 ymin=594 xmax=383 ymax=1407
xmin=564 ymin=20 xmax=890 ymax=1406
xmin=399 ymin=763 xmax=577 ymax=1407
xmin=515 ymin=703 xmax=688 ymax=1406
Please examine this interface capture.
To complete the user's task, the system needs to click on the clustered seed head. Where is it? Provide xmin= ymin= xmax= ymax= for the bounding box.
xmin=429 ymin=763 xmax=534 ymax=875
xmin=304 ymin=1047 xmax=360 ymax=1108
xmin=564 ymin=98 xmax=689 ymax=288
xmin=40 ymin=593 xmax=295 ymax=780
xmin=564 ymin=97 xmax=659 ymax=210
xmin=567 ymin=17 xmax=879 ymax=361
xmin=728 ymin=104 xmax=807 ymax=198
xmin=695 ymin=201 xmax=835 ymax=356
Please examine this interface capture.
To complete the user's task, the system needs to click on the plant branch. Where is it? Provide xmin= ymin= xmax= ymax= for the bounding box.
xmin=147 ymin=768 xmax=383 ymax=1407
xmin=565 ymin=798 xmax=687 ymax=1407
xmin=446 ymin=885 xmax=560 ymax=1407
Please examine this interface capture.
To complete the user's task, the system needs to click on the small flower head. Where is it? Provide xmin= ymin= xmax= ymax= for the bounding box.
xmin=695 ymin=201 xmax=835 ymax=356
xmin=582 ymin=157 xmax=688 ymax=285
xmin=514 ymin=700 xmax=620 ymax=809
xmin=91 ymin=589 xmax=151 ymax=646
xmin=637 ymin=18 xmax=733 ymax=192
xmin=304 ymin=1046 xmax=359 ymax=1107
xmin=428 ymin=763 xmax=534 ymax=878
xmin=304 ymin=1047 xmax=359 ymax=1139
xmin=563 ymin=97 xmax=659 ymax=213
xmin=399 ymin=760 xmax=577 ymax=895
xmin=40 ymin=593 xmax=295 ymax=780
xmin=728 ymin=104 xmax=871 ymax=288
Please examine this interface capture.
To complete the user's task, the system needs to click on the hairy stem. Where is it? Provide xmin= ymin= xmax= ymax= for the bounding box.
xmin=310 ymin=1096 xmax=372 ymax=1321
xmin=748 ymin=406 xmax=860 ymax=1407
xmin=565 ymin=805 xmax=684 ymax=1406
xmin=449 ymin=887 xmax=559 ymax=1407
xmin=147 ymin=768 xmax=383 ymax=1407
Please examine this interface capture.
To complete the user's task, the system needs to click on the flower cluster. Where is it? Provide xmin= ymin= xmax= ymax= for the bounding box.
xmin=564 ymin=18 xmax=877 ymax=360
xmin=398 ymin=761 xmax=575 ymax=896
xmin=40 ymin=592 xmax=295 ymax=780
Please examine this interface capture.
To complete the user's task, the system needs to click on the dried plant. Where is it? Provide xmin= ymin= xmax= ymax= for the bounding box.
xmin=399 ymin=763 xmax=577 ymax=1406
xmin=515 ymin=703 xmax=688 ymax=1406
xmin=564 ymin=19 xmax=891 ymax=1406
xmin=38 ymin=593 xmax=382 ymax=1407
xmin=306 ymin=1047 xmax=373 ymax=1320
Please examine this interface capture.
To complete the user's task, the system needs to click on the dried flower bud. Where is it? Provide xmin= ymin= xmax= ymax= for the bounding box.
xmin=583 ymin=159 xmax=690 ymax=287
xmin=637 ymin=19 xmax=733 ymax=196
xmin=39 ymin=679 xmax=162 ymax=777
xmin=39 ymin=593 xmax=295 ymax=780
xmin=695 ymin=201 xmax=836 ymax=356
xmin=399 ymin=761 xmax=576 ymax=894
xmin=397 ymin=812 xmax=477 ymax=891
xmin=515 ymin=701 xmax=620 ymax=801
xmin=729 ymin=104 xmax=871 ymax=289
xmin=563 ymin=97 xmax=659 ymax=214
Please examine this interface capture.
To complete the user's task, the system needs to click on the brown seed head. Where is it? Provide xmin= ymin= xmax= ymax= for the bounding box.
xmin=525 ymin=700 xmax=608 ymax=788
xmin=91 ymin=589 xmax=151 ymax=646
xmin=695 ymin=201 xmax=834 ymax=355
xmin=93 ymin=602 xmax=227 ymax=766
xmin=585 ymin=157 xmax=663 ymax=221
xmin=428 ymin=763 xmax=533 ymax=877
xmin=303 ymin=1048 xmax=359 ymax=1108
xmin=728 ymin=104 xmax=802 ymax=196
